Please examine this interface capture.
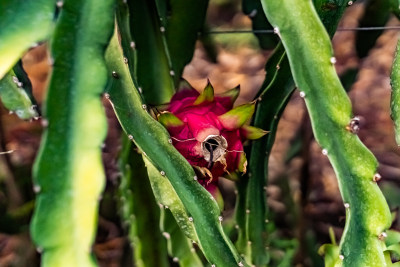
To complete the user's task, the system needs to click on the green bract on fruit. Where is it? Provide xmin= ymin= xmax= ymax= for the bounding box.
xmin=158 ymin=80 xmax=268 ymax=192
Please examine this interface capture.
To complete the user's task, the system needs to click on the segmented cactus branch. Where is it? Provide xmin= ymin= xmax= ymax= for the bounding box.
xmin=105 ymin=32 xmax=248 ymax=267
xmin=261 ymin=0 xmax=392 ymax=265
xmin=30 ymin=0 xmax=115 ymax=265
xmin=240 ymin=2 xmax=351 ymax=264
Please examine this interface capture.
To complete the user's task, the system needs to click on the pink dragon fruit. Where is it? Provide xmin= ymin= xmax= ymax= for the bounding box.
xmin=157 ymin=80 xmax=267 ymax=192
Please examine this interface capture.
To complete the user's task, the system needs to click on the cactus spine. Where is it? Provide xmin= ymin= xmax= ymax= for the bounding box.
xmin=30 ymin=0 xmax=115 ymax=266
xmin=261 ymin=0 xmax=392 ymax=265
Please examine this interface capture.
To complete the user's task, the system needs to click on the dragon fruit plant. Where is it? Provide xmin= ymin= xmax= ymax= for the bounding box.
xmin=0 ymin=0 xmax=399 ymax=266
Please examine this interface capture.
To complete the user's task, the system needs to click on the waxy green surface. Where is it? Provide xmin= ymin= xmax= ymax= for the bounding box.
xmin=261 ymin=0 xmax=391 ymax=266
xmin=30 ymin=0 xmax=115 ymax=265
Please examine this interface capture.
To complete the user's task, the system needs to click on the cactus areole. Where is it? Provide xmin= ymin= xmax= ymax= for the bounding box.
xmin=157 ymin=81 xmax=267 ymax=192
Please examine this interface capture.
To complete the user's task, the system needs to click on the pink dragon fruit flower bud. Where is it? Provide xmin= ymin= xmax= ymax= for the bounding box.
xmin=157 ymin=80 xmax=268 ymax=192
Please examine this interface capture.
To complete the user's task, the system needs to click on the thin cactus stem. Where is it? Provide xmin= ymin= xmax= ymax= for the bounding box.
xmin=0 ymin=64 xmax=39 ymax=120
xmin=105 ymin=31 xmax=248 ymax=266
xmin=391 ymin=39 xmax=400 ymax=146
xmin=116 ymin=0 xmax=138 ymax=81
xmin=161 ymin=209 xmax=203 ymax=267
xmin=162 ymin=0 xmax=209 ymax=86
xmin=261 ymin=0 xmax=392 ymax=265
xmin=127 ymin=0 xmax=175 ymax=104
xmin=237 ymin=44 xmax=294 ymax=266
xmin=143 ymin=155 xmax=199 ymax=242
xmin=0 ymin=0 xmax=56 ymax=79
xmin=30 ymin=0 xmax=115 ymax=266
xmin=118 ymin=137 xmax=169 ymax=267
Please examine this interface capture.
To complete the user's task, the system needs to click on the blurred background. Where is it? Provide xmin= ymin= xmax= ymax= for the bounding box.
xmin=1 ymin=0 xmax=400 ymax=266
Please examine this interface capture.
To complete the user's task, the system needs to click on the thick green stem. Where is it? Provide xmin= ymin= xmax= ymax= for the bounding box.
xmin=261 ymin=0 xmax=392 ymax=266
xmin=240 ymin=1 xmax=350 ymax=265
xmin=30 ymin=0 xmax=115 ymax=265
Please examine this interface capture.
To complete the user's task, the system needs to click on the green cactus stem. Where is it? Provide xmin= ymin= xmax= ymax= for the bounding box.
xmin=0 ymin=63 xmax=39 ymax=120
xmin=30 ymin=0 xmax=115 ymax=265
xmin=127 ymin=0 xmax=175 ymax=104
xmin=161 ymin=209 xmax=204 ymax=267
xmin=0 ymin=0 xmax=56 ymax=79
xmin=162 ymin=0 xmax=209 ymax=86
xmin=116 ymin=0 xmax=137 ymax=81
xmin=145 ymin=156 xmax=203 ymax=265
xmin=391 ymin=40 xmax=400 ymax=146
xmin=239 ymin=2 xmax=351 ymax=265
xmin=261 ymin=0 xmax=392 ymax=266
xmin=118 ymin=137 xmax=169 ymax=267
xmin=105 ymin=31 xmax=248 ymax=267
